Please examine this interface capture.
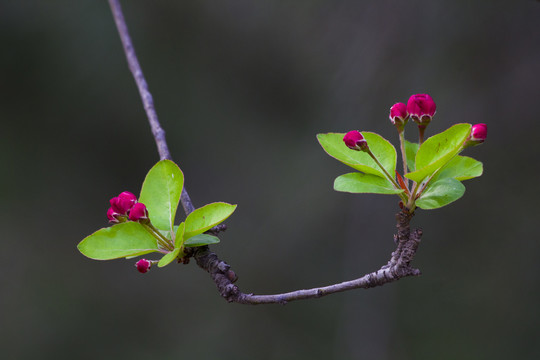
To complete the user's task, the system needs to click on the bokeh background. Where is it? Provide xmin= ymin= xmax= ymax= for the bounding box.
xmin=1 ymin=0 xmax=539 ymax=359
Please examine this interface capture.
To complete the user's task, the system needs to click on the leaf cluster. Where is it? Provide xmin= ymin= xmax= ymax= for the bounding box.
xmin=78 ymin=160 xmax=236 ymax=267
xmin=317 ymin=123 xmax=483 ymax=210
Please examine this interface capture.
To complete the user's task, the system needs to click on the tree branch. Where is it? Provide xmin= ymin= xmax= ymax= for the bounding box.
xmin=108 ymin=0 xmax=423 ymax=305
xmin=108 ymin=0 xmax=195 ymax=215
xmin=192 ymin=209 xmax=421 ymax=304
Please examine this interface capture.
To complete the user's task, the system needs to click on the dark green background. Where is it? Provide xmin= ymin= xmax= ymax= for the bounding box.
xmin=1 ymin=1 xmax=539 ymax=359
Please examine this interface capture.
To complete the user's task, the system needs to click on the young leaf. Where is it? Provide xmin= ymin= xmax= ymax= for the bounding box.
xmin=184 ymin=202 xmax=237 ymax=239
xmin=415 ymin=178 xmax=465 ymax=210
xmin=334 ymin=172 xmax=404 ymax=195
xmin=139 ymin=160 xmax=184 ymax=231
xmin=405 ymin=123 xmax=472 ymax=183
xmin=404 ymin=140 xmax=419 ymax=172
xmin=432 ymin=156 xmax=483 ymax=182
xmin=184 ymin=234 xmax=221 ymax=247
xmin=78 ymin=222 xmax=159 ymax=260
xmin=317 ymin=132 xmax=397 ymax=179
xmin=158 ymin=248 xmax=181 ymax=268
xmin=156 ymin=223 xmax=186 ymax=268
xmin=175 ymin=222 xmax=185 ymax=249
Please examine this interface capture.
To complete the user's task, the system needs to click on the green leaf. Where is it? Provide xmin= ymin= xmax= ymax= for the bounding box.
xmin=405 ymin=124 xmax=472 ymax=183
xmin=415 ymin=178 xmax=466 ymax=210
xmin=78 ymin=222 xmax=159 ymax=260
xmin=433 ymin=156 xmax=483 ymax=182
xmin=157 ymin=223 xmax=186 ymax=268
xmin=139 ymin=160 xmax=184 ymax=231
xmin=175 ymin=222 xmax=185 ymax=249
xmin=184 ymin=202 xmax=237 ymax=239
xmin=184 ymin=234 xmax=221 ymax=247
xmin=317 ymin=132 xmax=397 ymax=179
xmin=158 ymin=248 xmax=181 ymax=268
xmin=404 ymin=140 xmax=419 ymax=172
xmin=334 ymin=172 xmax=404 ymax=195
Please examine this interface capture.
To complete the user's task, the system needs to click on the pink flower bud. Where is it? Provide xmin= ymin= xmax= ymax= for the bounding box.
xmin=110 ymin=191 xmax=137 ymax=214
xmin=343 ymin=130 xmax=369 ymax=152
xmin=135 ymin=259 xmax=152 ymax=273
xmin=107 ymin=207 xmax=121 ymax=223
xmin=129 ymin=202 xmax=149 ymax=222
xmin=407 ymin=94 xmax=436 ymax=126
xmin=389 ymin=102 xmax=409 ymax=130
xmin=470 ymin=123 xmax=487 ymax=143
xmin=464 ymin=123 xmax=487 ymax=148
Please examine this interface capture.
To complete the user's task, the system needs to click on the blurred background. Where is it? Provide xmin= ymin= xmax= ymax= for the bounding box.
xmin=1 ymin=0 xmax=539 ymax=359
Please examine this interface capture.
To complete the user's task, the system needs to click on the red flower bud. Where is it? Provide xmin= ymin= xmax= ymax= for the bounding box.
xmin=343 ymin=130 xmax=369 ymax=152
xmin=135 ymin=259 xmax=152 ymax=273
xmin=129 ymin=202 xmax=149 ymax=222
xmin=389 ymin=102 xmax=409 ymax=130
xmin=407 ymin=94 xmax=436 ymax=126
xmin=470 ymin=123 xmax=487 ymax=143
xmin=464 ymin=123 xmax=487 ymax=147
xmin=110 ymin=191 xmax=137 ymax=215
xmin=107 ymin=207 xmax=121 ymax=223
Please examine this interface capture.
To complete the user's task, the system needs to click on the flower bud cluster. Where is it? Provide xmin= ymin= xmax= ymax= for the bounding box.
xmin=344 ymin=93 xmax=487 ymax=153
xmin=388 ymin=94 xmax=437 ymax=130
xmin=107 ymin=191 xmax=149 ymax=223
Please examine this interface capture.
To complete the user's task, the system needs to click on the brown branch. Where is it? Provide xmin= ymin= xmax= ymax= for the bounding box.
xmin=108 ymin=0 xmax=195 ymax=215
xmin=192 ymin=210 xmax=422 ymax=305
xmin=108 ymin=1 xmax=423 ymax=305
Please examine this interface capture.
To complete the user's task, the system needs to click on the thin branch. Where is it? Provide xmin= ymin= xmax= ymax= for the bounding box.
xmin=192 ymin=210 xmax=422 ymax=305
xmin=108 ymin=1 xmax=423 ymax=305
xmin=108 ymin=0 xmax=195 ymax=215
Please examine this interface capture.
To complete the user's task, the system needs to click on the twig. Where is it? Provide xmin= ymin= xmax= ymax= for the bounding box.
xmin=108 ymin=0 xmax=423 ymax=304
xmin=193 ymin=210 xmax=422 ymax=305
xmin=108 ymin=0 xmax=195 ymax=215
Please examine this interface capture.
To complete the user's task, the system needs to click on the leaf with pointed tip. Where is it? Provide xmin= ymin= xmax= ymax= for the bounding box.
xmin=78 ymin=222 xmax=159 ymax=260
xmin=405 ymin=124 xmax=471 ymax=183
xmin=432 ymin=156 xmax=483 ymax=182
xmin=416 ymin=178 xmax=465 ymax=210
xmin=317 ymin=132 xmax=397 ymax=179
xmin=184 ymin=234 xmax=220 ymax=247
xmin=334 ymin=172 xmax=404 ymax=195
xmin=139 ymin=160 xmax=184 ymax=231
xmin=404 ymin=140 xmax=419 ymax=172
xmin=158 ymin=248 xmax=181 ymax=268
xmin=184 ymin=202 xmax=237 ymax=239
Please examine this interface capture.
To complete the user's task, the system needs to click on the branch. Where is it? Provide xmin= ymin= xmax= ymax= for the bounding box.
xmin=108 ymin=1 xmax=423 ymax=305
xmin=108 ymin=0 xmax=195 ymax=215
xmin=192 ymin=210 xmax=422 ymax=304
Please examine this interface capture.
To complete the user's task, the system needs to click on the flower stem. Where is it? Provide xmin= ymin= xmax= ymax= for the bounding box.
xmin=142 ymin=222 xmax=174 ymax=251
xmin=366 ymin=149 xmax=408 ymax=203
xmin=418 ymin=126 xmax=426 ymax=145
xmin=398 ymin=131 xmax=409 ymax=189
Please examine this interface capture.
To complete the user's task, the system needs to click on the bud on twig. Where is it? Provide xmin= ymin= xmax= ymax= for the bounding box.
xmin=135 ymin=258 xmax=152 ymax=273
xmin=110 ymin=191 xmax=137 ymax=215
xmin=343 ymin=130 xmax=369 ymax=152
xmin=407 ymin=94 xmax=436 ymax=126
xmin=464 ymin=123 xmax=487 ymax=148
xmin=407 ymin=94 xmax=436 ymax=143
xmin=129 ymin=202 xmax=149 ymax=222
xmin=389 ymin=102 xmax=409 ymax=132
xmin=107 ymin=207 xmax=122 ymax=223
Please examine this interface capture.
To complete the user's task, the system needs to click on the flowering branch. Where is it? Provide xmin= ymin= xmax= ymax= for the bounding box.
xmin=107 ymin=0 xmax=425 ymax=304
